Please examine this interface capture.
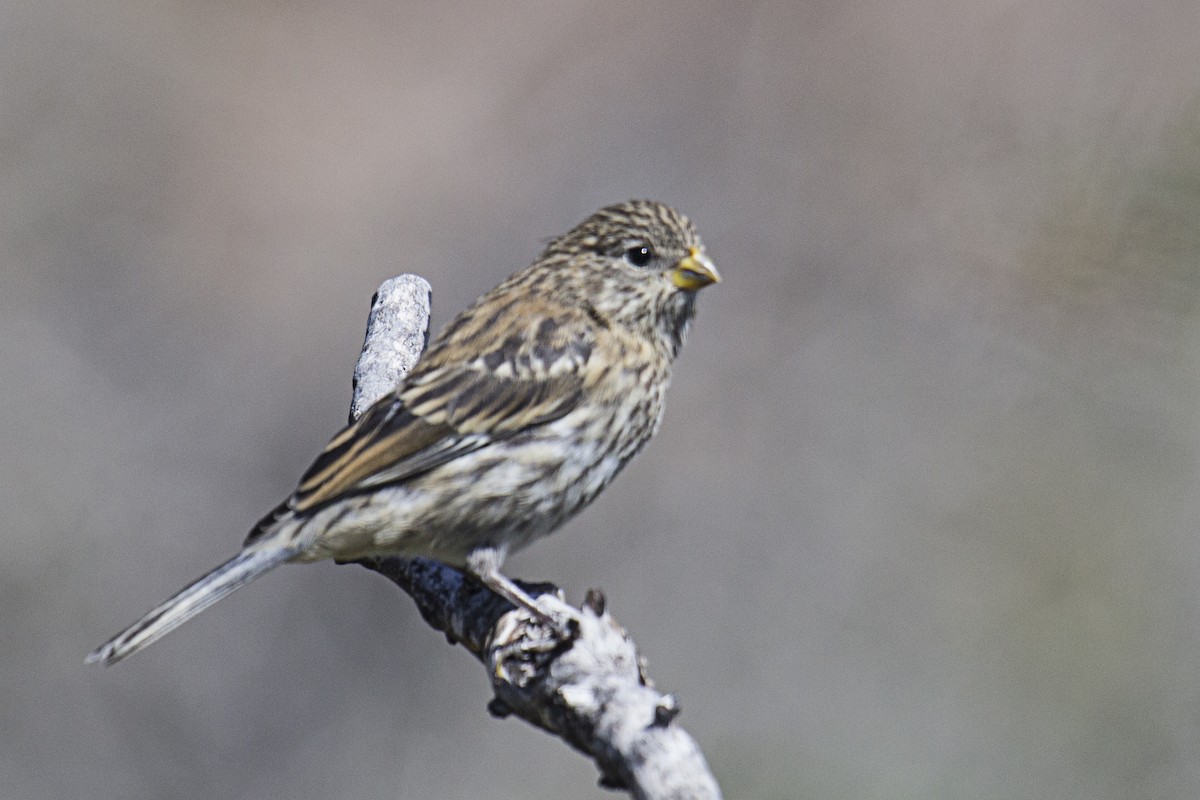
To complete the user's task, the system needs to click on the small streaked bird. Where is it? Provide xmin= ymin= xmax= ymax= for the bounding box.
xmin=87 ymin=199 xmax=720 ymax=666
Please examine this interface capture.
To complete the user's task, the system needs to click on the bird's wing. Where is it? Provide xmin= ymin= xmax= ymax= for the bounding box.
xmin=280 ymin=314 xmax=595 ymax=518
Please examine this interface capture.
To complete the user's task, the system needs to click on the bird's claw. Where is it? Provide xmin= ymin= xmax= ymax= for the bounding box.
xmin=489 ymin=602 xmax=580 ymax=684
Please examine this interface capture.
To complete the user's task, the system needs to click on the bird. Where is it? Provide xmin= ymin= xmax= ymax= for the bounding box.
xmin=86 ymin=199 xmax=720 ymax=666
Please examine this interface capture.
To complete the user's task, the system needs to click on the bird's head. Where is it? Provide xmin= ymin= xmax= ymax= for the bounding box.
xmin=541 ymin=199 xmax=721 ymax=357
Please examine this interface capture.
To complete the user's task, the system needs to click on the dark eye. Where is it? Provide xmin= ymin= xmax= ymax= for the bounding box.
xmin=624 ymin=245 xmax=653 ymax=267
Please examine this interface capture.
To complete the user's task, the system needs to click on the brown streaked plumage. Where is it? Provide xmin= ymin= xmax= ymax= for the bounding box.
xmin=87 ymin=200 xmax=720 ymax=666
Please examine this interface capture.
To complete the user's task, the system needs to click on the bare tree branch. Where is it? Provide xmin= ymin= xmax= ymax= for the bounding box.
xmin=347 ymin=275 xmax=722 ymax=800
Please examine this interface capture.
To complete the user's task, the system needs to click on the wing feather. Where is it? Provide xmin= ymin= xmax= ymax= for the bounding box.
xmin=270 ymin=309 xmax=595 ymax=523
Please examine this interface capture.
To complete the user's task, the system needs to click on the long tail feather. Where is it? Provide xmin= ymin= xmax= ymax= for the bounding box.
xmin=86 ymin=547 xmax=296 ymax=666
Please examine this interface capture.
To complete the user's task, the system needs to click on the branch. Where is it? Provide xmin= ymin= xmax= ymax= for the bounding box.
xmin=347 ymin=275 xmax=722 ymax=800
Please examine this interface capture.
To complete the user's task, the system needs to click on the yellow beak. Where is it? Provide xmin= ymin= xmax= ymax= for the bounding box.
xmin=668 ymin=247 xmax=721 ymax=291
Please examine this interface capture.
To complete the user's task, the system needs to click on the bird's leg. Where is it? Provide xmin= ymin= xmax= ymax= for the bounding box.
xmin=466 ymin=548 xmax=581 ymax=681
xmin=465 ymin=547 xmax=563 ymax=628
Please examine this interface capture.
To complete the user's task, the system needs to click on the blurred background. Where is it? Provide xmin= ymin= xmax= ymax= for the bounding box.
xmin=5 ymin=1 xmax=1200 ymax=798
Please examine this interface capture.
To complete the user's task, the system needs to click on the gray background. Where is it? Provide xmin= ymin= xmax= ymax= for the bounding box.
xmin=6 ymin=1 xmax=1200 ymax=798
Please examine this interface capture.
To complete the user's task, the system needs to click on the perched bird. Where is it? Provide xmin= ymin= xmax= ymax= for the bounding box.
xmin=87 ymin=199 xmax=720 ymax=666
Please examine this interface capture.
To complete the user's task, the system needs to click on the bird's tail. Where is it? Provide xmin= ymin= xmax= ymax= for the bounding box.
xmin=86 ymin=546 xmax=297 ymax=666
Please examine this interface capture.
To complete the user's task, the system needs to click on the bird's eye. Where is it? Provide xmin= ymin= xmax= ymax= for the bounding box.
xmin=624 ymin=245 xmax=653 ymax=267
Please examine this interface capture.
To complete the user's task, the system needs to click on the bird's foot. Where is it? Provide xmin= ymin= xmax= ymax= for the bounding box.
xmin=465 ymin=549 xmax=580 ymax=639
xmin=487 ymin=593 xmax=580 ymax=684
